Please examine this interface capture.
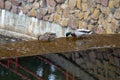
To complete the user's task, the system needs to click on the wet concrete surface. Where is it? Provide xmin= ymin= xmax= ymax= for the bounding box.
xmin=0 ymin=34 xmax=120 ymax=59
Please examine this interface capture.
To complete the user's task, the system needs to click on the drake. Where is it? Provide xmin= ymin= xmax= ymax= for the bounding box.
xmin=66 ymin=29 xmax=93 ymax=38
xmin=38 ymin=32 xmax=56 ymax=41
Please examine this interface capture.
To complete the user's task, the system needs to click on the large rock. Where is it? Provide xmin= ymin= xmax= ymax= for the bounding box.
xmin=40 ymin=8 xmax=48 ymax=16
xmin=5 ymin=1 xmax=12 ymax=11
xmin=46 ymin=0 xmax=56 ymax=8
xmin=101 ymin=0 xmax=109 ymax=7
xmin=77 ymin=0 xmax=82 ymax=9
xmin=60 ymin=19 xmax=69 ymax=27
xmin=12 ymin=0 xmax=22 ymax=6
xmin=114 ymin=9 xmax=120 ymax=20
xmin=68 ymin=15 xmax=79 ymax=29
xmin=27 ymin=9 xmax=37 ymax=17
xmin=78 ymin=21 xmax=88 ymax=29
xmin=48 ymin=7 xmax=55 ymax=14
xmin=36 ymin=12 xmax=43 ymax=19
xmin=92 ymin=9 xmax=100 ymax=20
xmin=33 ymin=2 xmax=39 ymax=10
xmin=83 ymin=12 xmax=90 ymax=20
xmin=55 ymin=0 xmax=65 ymax=3
xmin=68 ymin=0 xmax=77 ymax=9
xmin=108 ymin=0 xmax=115 ymax=9
xmin=78 ymin=12 xmax=84 ymax=19
xmin=54 ymin=13 xmax=61 ymax=23
xmin=82 ymin=2 xmax=88 ymax=11
xmin=12 ymin=5 xmax=20 ymax=14
xmin=39 ymin=0 xmax=46 ymax=8
xmin=0 ymin=0 xmax=4 ymax=9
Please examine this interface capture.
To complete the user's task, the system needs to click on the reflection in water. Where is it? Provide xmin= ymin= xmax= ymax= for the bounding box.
xmin=0 ymin=56 xmax=66 ymax=80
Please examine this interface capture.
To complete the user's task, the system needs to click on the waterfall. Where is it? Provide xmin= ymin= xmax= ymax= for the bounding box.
xmin=0 ymin=9 xmax=72 ymax=39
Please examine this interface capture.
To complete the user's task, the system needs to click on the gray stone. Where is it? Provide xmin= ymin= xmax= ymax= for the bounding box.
xmin=68 ymin=0 xmax=77 ymax=9
xmin=12 ymin=0 xmax=22 ymax=6
xmin=55 ymin=0 xmax=65 ymax=3
xmin=0 ymin=0 xmax=4 ymax=9
xmin=46 ymin=0 xmax=56 ymax=8
xmin=12 ymin=5 xmax=20 ymax=14
xmin=5 ymin=1 xmax=12 ymax=11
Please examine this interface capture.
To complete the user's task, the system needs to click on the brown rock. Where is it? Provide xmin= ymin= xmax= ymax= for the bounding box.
xmin=82 ymin=2 xmax=88 ymax=11
xmin=46 ymin=0 xmax=56 ymax=8
xmin=5 ymin=1 xmax=12 ymax=10
xmin=55 ymin=0 xmax=65 ymax=3
xmin=63 ymin=9 xmax=70 ymax=18
xmin=101 ymin=0 xmax=109 ymax=7
xmin=68 ymin=15 xmax=79 ymax=29
xmin=92 ymin=9 xmax=100 ymax=20
xmin=27 ymin=9 xmax=37 ymax=17
xmin=61 ymin=4 xmax=68 ymax=10
xmin=68 ymin=0 xmax=77 ymax=9
xmin=108 ymin=0 xmax=115 ymax=9
xmin=78 ymin=12 xmax=84 ymax=19
xmin=78 ymin=21 xmax=88 ymax=29
xmin=12 ymin=0 xmax=21 ymax=6
xmin=33 ymin=2 xmax=39 ymax=10
xmin=77 ymin=0 xmax=82 ymax=9
xmin=0 ymin=0 xmax=4 ymax=9
xmin=54 ymin=13 xmax=61 ymax=23
xmin=84 ymin=12 xmax=90 ymax=20
xmin=60 ymin=19 xmax=69 ymax=27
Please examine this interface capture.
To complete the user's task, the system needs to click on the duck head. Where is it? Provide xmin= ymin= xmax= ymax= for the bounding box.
xmin=66 ymin=32 xmax=72 ymax=37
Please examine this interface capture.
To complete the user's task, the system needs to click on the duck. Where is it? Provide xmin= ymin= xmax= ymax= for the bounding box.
xmin=66 ymin=28 xmax=93 ymax=38
xmin=38 ymin=32 xmax=56 ymax=41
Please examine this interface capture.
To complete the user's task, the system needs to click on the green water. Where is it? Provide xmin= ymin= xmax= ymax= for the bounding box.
xmin=0 ymin=56 xmax=67 ymax=80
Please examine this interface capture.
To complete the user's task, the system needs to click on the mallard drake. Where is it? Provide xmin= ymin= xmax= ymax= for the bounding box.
xmin=66 ymin=29 xmax=93 ymax=38
xmin=38 ymin=32 xmax=56 ymax=41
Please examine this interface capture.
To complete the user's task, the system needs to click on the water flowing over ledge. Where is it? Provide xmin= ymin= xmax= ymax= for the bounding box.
xmin=0 ymin=34 xmax=120 ymax=59
xmin=0 ymin=9 xmax=72 ymax=39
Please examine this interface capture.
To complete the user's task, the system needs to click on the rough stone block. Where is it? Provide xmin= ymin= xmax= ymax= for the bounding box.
xmin=55 ymin=0 xmax=65 ymax=3
xmin=46 ymin=0 xmax=56 ymax=8
xmin=27 ymin=9 xmax=37 ymax=17
xmin=77 ymin=0 xmax=82 ymax=9
xmin=5 ymin=1 xmax=12 ymax=11
xmin=12 ymin=0 xmax=22 ymax=6
xmin=101 ymin=0 xmax=109 ymax=7
xmin=114 ymin=9 xmax=120 ymax=20
xmin=60 ymin=19 xmax=69 ymax=27
xmin=68 ymin=0 xmax=77 ymax=9
xmin=92 ymin=9 xmax=100 ymax=20
xmin=82 ymin=2 xmax=88 ymax=11
xmin=54 ymin=13 xmax=61 ymax=23
xmin=0 ymin=0 xmax=4 ymax=9
xmin=33 ymin=2 xmax=39 ymax=10
xmin=108 ymin=0 xmax=115 ymax=9
xmin=68 ymin=15 xmax=79 ymax=29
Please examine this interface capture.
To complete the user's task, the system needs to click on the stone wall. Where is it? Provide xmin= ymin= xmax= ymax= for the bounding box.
xmin=62 ymin=48 xmax=120 ymax=80
xmin=0 ymin=0 xmax=120 ymax=35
